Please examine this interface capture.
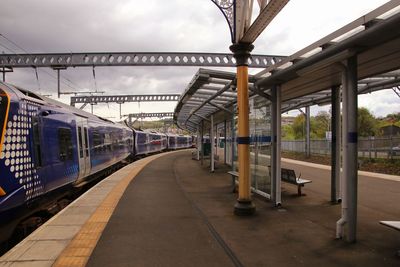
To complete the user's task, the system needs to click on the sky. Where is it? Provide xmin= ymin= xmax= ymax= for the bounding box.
xmin=0 ymin=0 xmax=399 ymax=121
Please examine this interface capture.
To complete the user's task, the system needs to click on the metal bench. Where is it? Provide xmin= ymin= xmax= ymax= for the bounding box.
xmin=281 ymin=168 xmax=312 ymax=196
xmin=228 ymin=171 xmax=239 ymax=193
xmin=229 ymin=168 xmax=311 ymax=196
xmin=380 ymin=221 xmax=400 ymax=256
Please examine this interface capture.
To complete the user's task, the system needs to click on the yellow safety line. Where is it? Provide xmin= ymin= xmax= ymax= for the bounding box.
xmin=53 ymin=152 xmax=169 ymax=267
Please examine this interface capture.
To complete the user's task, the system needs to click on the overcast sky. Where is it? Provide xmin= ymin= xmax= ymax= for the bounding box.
xmin=1 ymin=0 xmax=399 ymax=120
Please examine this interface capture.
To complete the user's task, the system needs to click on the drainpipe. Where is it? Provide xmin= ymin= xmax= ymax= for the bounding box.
xmin=305 ymin=106 xmax=311 ymax=158
xmin=335 ymin=55 xmax=358 ymax=242
xmin=331 ymin=85 xmax=341 ymax=203
xmin=336 ymin=63 xmax=347 ymax=239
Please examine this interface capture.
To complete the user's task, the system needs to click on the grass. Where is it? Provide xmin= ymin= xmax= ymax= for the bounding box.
xmin=281 ymin=151 xmax=400 ymax=176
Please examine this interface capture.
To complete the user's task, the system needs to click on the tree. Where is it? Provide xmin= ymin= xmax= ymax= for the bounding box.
xmin=282 ymin=124 xmax=295 ymax=140
xmin=312 ymin=111 xmax=330 ymax=138
xmin=358 ymin=107 xmax=378 ymax=137
xmin=291 ymin=114 xmax=306 ymax=139
xmin=385 ymin=112 xmax=400 ymax=122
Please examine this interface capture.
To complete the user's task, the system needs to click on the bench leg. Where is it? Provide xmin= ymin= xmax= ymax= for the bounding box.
xmin=297 ymin=185 xmax=302 ymax=196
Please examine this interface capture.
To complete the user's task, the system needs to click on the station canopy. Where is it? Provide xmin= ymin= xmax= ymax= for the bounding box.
xmin=174 ymin=1 xmax=400 ymax=133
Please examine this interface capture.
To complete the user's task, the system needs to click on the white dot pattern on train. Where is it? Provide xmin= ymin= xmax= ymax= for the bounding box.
xmin=0 ymin=101 xmax=43 ymax=200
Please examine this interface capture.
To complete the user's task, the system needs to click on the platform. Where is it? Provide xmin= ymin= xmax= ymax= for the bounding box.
xmin=1 ymin=149 xmax=399 ymax=266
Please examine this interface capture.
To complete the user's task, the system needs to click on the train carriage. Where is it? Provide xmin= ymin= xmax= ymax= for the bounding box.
xmin=0 ymin=82 xmax=193 ymax=248
xmin=167 ymin=134 xmax=192 ymax=150
xmin=133 ymin=129 xmax=167 ymax=156
xmin=0 ymin=83 xmax=133 ymax=244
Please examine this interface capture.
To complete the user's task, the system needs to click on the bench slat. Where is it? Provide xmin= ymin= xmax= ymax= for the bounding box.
xmin=297 ymin=178 xmax=312 ymax=185
xmin=380 ymin=221 xmax=400 ymax=231
xmin=228 ymin=171 xmax=239 ymax=177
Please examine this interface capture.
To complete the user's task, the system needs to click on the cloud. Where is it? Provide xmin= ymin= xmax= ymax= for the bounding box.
xmin=1 ymin=0 xmax=398 ymax=121
xmin=359 ymin=90 xmax=400 ymax=117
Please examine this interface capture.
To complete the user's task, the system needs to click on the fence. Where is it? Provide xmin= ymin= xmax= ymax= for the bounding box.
xmin=282 ymin=136 xmax=400 ymax=159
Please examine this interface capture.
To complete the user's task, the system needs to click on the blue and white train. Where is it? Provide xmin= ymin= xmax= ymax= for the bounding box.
xmin=0 ymin=82 xmax=192 ymax=245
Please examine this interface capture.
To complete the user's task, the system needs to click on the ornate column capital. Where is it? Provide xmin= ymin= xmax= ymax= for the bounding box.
xmin=229 ymin=43 xmax=254 ymax=66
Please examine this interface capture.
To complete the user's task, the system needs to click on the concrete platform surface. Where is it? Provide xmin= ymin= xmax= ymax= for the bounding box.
xmin=88 ymin=150 xmax=399 ymax=267
xmin=0 ymin=152 xmax=169 ymax=267
xmin=1 ymin=149 xmax=399 ymax=266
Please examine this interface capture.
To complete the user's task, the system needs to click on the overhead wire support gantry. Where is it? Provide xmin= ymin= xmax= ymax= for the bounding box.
xmin=71 ymin=93 xmax=181 ymax=118
xmin=125 ymin=112 xmax=174 ymax=119
xmin=0 ymin=52 xmax=285 ymax=69
xmin=70 ymin=94 xmax=181 ymax=107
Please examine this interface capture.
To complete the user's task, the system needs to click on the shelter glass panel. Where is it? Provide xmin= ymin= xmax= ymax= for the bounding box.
xmin=216 ymin=122 xmax=226 ymax=163
xmin=249 ymin=96 xmax=272 ymax=197
xmin=226 ymin=120 xmax=233 ymax=166
xmin=233 ymin=114 xmax=238 ymax=171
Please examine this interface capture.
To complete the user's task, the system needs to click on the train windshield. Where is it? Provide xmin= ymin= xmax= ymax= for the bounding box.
xmin=0 ymin=89 xmax=10 ymax=149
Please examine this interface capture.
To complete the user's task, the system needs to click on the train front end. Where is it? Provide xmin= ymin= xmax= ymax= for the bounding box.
xmin=0 ymin=84 xmax=25 ymax=244
xmin=0 ymin=83 xmax=49 ymax=245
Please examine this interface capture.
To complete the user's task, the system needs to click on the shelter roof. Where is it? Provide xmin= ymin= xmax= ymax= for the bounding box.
xmin=174 ymin=1 xmax=400 ymax=132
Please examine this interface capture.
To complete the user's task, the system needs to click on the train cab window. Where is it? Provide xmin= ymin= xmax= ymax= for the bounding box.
xmin=58 ymin=128 xmax=73 ymax=161
xmin=32 ymin=116 xmax=42 ymax=167
xmin=78 ymin=127 xmax=83 ymax=158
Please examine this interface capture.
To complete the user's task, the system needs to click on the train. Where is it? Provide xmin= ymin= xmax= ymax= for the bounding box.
xmin=0 ymin=82 xmax=193 ymax=246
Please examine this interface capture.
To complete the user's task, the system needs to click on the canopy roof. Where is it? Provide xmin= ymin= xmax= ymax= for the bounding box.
xmin=174 ymin=1 xmax=400 ymax=132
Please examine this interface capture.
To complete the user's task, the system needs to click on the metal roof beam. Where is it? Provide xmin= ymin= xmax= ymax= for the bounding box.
xmin=185 ymin=81 xmax=233 ymax=126
xmin=192 ymin=113 xmax=211 ymax=122
xmin=186 ymin=120 xmax=199 ymax=128
xmin=249 ymin=85 xmax=271 ymax=100
xmin=240 ymin=0 xmax=289 ymax=43
xmin=207 ymin=101 xmax=233 ymax=114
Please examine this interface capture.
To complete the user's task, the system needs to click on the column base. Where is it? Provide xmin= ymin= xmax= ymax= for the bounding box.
xmin=234 ymin=199 xmax=256 ymax=216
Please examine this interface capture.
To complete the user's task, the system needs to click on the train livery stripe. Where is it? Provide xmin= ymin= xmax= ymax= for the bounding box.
xmin=0 ymin=92 xmax=10 ymax=162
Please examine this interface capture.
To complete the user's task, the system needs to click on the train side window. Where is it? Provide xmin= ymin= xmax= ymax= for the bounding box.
xmin=93 ymin=131 xmax=101 ymax=154
xmin=78 ymin=126 xmax=83 ymax=158
xmin=84 ymin=127 xmax=89 ymax=157
xmin=32 ymin=116 xmax=42 ymax=167
xmin=58 ymin=128 xmax=73 ymax=161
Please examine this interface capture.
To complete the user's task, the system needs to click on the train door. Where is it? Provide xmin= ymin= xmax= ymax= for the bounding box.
xmin=76 ymin=117 xmax=91 ymax=179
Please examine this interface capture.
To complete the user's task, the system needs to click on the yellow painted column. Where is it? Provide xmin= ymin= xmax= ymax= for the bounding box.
xmin=230 ymin=43 xmax=255 ymax=216
xmin=237 ymin=65 xmax=250 ymax=200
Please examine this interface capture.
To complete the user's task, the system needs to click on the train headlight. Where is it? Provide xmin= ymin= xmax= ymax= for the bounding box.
xmin=0 ymin=186 xmax=6 ymax=196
